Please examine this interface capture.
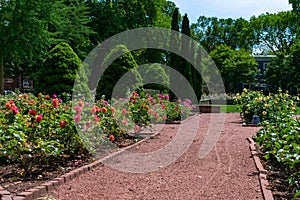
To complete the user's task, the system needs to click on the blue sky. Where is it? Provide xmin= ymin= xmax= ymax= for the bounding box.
xmin=171 ymin=0 xmax=292 ymax=23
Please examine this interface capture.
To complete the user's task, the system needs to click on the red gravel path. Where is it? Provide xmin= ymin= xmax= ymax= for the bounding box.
xmin=48 ymin=113 xmax=263 ymax=200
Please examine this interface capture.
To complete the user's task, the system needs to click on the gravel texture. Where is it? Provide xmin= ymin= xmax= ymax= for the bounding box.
xmin=48 ymin=113 xmax=263 ymax=200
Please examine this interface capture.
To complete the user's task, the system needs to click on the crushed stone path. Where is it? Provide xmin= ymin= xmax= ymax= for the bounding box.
xmin=48 ymin=113 xmax=263 ymax=200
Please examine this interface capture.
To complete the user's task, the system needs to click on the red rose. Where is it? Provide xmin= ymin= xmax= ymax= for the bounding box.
xmin=52 ymin=98 xmax=59 ymax=108
xmin=29 ymin=109 xmax=37 ymax=116
xmin=36 ymin=114 xmax=43 ymax=122
xmin=5 ymin=102 xmax=11 ymax=109
xmin=59 ymin=120 xmax=67 ymax=128
xmin=109 ymin=135 xmax=115 ymax=142
xmin=11 ymin=105 xmax=19 ymax=114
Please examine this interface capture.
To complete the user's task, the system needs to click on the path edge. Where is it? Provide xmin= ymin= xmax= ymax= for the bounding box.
xmin=247 ymin=137 xmax=274 ymax=200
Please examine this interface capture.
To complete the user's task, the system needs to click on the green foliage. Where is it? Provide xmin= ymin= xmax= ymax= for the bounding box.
xmin=266 ymin=40 xmax=300 ymax=94
xmin=142 ymin=63 xmax=170 ymax=92
xmin=0 ymin=93 xmax=87 ymax=175
xmin=210 ymin=45 xmax=258 ymax=93
xmin=35 ymin=42 xmax=89 ymax=97
xmin=191 ymin=16 xmax=254 ymax=53
xmin=255 ymin=114 xmax=300 ymax=195
xmin=234 ymin=88 xmax=297 ymax=124
xmin=96 ymin=45 xmax=143 ymax=99
xmin=250 ymin=11 xmax=297 ymax=55
xmin=235 ymin=88 xmax=300 ymax=195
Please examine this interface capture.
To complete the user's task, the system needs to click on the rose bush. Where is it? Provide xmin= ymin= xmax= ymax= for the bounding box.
xmin=234 ymin=88 xmax=297 ymax=124
xmin=0 ymin=93 xmax=87 ymax=175
xmin=255 ymin=114 xmax=300 ymax=197
xmin=0 ymin=91 xmax=194 ymax=174
xmin=234 ymin=89 xmax=300 ymax=197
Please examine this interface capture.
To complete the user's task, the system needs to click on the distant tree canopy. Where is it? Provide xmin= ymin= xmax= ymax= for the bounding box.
xmin=191 ymin=16 xmax=255 ymax=53
xmin=265 ymin=40 xmax=300 ymax=94
xmin=1 ymin=0 xmax=298 ymax=98
xmin=210 ymin=45 xmax=258 ymax=93
xmin=250 ymin=11 xmax=297 ymax=55
xmin=191 ymin=11 xmax=298 ymax=55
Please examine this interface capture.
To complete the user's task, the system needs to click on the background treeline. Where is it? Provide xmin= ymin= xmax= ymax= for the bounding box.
xmin=0 ymin=0 xmax=299 ymax=99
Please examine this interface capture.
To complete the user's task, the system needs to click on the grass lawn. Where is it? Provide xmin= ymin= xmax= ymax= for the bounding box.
xmin=213 ymin=104 xmax=300 ymax=114
xmin=211 ymin=104 xmax=240 ymax=113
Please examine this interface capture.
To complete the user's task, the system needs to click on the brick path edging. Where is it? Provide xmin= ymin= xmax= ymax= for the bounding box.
xmin=1 ymin=114 xmax=199 ymax=200
xmin=247 ymin=137 xmax=274 ymax=200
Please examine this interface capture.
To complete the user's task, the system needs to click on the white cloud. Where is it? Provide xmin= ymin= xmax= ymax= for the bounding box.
xmin=172 ymin=0 xmax=292 ymax=22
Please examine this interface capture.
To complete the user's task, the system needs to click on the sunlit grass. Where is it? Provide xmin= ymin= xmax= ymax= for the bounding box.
xmin=216 ymin=105 xmax=300 ymax=114
xmin=212 ymin=104 xmax=239 ymax=113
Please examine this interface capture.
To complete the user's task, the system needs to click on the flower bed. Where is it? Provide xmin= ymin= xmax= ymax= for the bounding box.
xmin=234 ymin=88 xmax=297 ymax=124
xmin=0 ymin=91 xmax=194 ymax=194
xmin=234 ymin=89 xmax=300 ymax=198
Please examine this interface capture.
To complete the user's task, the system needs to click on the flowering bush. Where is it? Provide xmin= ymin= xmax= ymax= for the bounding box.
xmin=0 ymin=91 xmax=194 ymax=174
xmin=235 ymin=89 xmax=300 ymax=196
xmin=234 ymin=88 xmax=297 ymax=124
xmin=255 ymin=115 xmax=300 ymax=196
xmin=0 ymin=93 xmax=87 ymax=175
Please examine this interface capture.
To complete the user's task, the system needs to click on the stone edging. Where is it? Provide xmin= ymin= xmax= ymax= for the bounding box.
xmin=247 ymin=137 xmax=274 ymax=200
xmin=1 ymin=113 xmax=199 ymax=200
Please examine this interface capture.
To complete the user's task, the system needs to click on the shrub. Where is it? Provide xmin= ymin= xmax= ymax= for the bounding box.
xmin=34 ymin=42 xmax=89 ymax=97
xmin=0 ymin=93 xmax=87 ymax=175
xmin=255 ymin=116 xmax=300 ymax=196
xmin=0 ymin=91 xmax=194 ymax=175
xmin=234 ymin=88 xmax=297 ymax=124
xmin=235 ymin=88 xmax=300 ymax=196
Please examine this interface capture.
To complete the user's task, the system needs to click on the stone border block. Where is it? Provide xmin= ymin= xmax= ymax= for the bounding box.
xmin=247 ymin=137 xmax=274 ymax=200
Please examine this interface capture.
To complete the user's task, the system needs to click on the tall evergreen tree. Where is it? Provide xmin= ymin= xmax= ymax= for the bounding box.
xmin=171 ymin=8 xmax=180 ymax=32
xmin=182 ymin=14 xmax=202 ymax=102
xmin=169 ymin=7 xmax=181 ymax=100
xmin=181 ymin=14 xmax=192 ymax=90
